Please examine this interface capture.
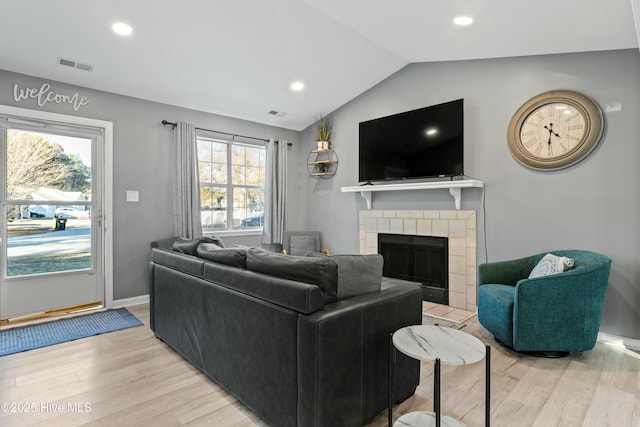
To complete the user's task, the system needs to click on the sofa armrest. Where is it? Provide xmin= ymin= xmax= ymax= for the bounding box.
xmin=513 ymin=265 xmax=610 ymax=351
xmin=515 ymin=264 xmax=610 ymax=311
xmin=151 ymin=248 xmax=205 ymax=277
xmin=297 ymin=285 xmax=422 ymax=427
xmin=150 ymin=237 xmax=177 ymax=250
xmin=478 ymin=254 xmax=538 ymax=286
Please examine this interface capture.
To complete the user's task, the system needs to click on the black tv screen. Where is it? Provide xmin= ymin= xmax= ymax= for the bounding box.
xmin=358 ymin=99 xmax=463 ymax=183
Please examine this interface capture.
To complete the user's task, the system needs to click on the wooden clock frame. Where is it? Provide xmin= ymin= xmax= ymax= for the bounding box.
xmin=507 ymin=90 xmax=604 ymax=171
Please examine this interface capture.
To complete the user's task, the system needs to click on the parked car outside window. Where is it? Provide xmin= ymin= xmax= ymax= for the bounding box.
xmin=240 ymin=215 xmax=263 ymax=228
xmin=54 ymin=207 xmax=90 ymax=219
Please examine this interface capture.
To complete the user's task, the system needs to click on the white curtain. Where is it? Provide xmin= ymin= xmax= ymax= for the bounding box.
xmin=262 ymin=139 xmax=288 ymax=246
xmin=172 ymin=122 xmax=203 ymax=238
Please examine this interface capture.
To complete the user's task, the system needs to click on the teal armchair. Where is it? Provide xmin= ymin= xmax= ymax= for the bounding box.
xmin=477 ymin=250 xmax=611 ymax=353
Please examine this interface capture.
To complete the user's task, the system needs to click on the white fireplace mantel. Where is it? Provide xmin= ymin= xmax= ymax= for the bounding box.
xmin=341 ymin=179 xmax=484 ymax=210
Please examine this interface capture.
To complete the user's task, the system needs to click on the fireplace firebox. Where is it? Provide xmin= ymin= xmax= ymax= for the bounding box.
xmin=378 ymin=233 xmax=448 ymax=304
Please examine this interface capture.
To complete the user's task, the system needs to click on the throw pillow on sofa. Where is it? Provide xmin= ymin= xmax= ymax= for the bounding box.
xmin=172 ymin=236 xmax=224 ymax=255
xmin=529 ymin=253 xmax=575 ymax=278
xmin=306 ymin=252 xmax=383 ymax=300
xmin=246 ymin=247 xmax=338 ymax=304
xmin=196 ymin=243 xmax=247 ymax=269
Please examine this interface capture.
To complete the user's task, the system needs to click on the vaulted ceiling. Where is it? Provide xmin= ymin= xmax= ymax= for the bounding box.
xmin=1 ymin=1 xmax=639 ymax=130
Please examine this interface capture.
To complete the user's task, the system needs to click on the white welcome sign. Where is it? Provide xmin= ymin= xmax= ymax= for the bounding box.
xmin=13 ymin=82 xmax=90 ymax=111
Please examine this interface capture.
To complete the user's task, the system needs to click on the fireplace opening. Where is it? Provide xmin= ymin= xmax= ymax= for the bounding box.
xmin=378 ymin=233 xmax=448 ymax=305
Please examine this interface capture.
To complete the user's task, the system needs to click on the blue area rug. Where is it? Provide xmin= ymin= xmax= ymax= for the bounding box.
xmin=0 ymin=308 xmax=142 ymax=357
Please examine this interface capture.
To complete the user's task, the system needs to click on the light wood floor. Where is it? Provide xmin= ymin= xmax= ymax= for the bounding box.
xmin=1 ymin=304 xmax=639 ymax=426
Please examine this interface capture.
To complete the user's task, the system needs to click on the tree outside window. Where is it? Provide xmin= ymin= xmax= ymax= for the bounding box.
xmin=6 ymin=130 xmax=91 ymax=220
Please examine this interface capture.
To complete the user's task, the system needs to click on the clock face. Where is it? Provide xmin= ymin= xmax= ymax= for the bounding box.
xmin=507 ymin=90 xmax=604 ymax=171
xmin=519 ymin=103 xmax=587 ymax=159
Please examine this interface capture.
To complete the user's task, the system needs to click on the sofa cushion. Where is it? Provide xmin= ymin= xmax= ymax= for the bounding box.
xmin=203 ymin=262 xmax=325 ymax=314
xmin=307 ymin=252 xmax=383 ymax=300
xmin=172 ymin=236 xmax=224 ymax=255
xmin=197 ymin=243 xmax=246 ymax=269
xmin=529 ymin=253 xmax=574 ymax=278
xmin=246 ymin=247 xmax=338 ymax=304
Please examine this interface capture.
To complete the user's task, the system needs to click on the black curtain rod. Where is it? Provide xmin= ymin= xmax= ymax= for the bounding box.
xmin=161 ymin=120 xmax=291 ymax=146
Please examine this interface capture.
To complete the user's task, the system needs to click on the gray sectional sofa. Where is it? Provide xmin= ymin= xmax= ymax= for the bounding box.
xmin=149 ymin=237 xmax=422 ymax=427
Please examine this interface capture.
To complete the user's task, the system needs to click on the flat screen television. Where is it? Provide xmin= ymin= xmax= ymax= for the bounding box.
xmin=358 ymin=99 xmax=463 ymax=183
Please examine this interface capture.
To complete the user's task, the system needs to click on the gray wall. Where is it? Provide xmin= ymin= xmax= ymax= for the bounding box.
xmin=3 ymin=48 xmax=638 ymax=340
xmin=0 ymin=69 xmax=301 ymax=301
xmin=298 ymin=49 xmax=640 ymax=340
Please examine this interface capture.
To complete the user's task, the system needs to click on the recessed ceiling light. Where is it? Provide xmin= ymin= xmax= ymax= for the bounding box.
xmin=112 ymin=22 xmax=133 ymax=36
xmin=453 ymin=16 xmax=474 ymax=26
xmin=290 ymin=81 xmax=305 ymax=91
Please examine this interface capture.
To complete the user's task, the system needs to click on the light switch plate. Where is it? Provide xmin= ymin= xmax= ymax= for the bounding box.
xmin=126 ymin=190 xmax=139 ymax=202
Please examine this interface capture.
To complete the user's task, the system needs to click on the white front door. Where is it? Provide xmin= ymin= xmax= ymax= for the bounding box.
xmin=0 ymin=107 xmax=112 ymax=320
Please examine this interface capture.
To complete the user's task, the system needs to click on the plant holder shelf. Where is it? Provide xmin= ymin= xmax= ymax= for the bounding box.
xmin=307 ymin=148 xmax=338 ymax=179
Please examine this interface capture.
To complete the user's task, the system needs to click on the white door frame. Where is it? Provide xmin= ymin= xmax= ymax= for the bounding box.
xmin=0 ymin=105 xmax=114 ymax=310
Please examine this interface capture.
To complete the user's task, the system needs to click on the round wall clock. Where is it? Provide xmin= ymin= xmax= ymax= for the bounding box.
xmin=507 ymin=90 xmax=604 ymax=170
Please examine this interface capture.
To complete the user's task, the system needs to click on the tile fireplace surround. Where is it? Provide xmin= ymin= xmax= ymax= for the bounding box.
xmin=359 ymin=209 xmax=477 ymax=312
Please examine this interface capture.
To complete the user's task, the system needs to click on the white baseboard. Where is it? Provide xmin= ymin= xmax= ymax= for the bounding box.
xmin=112 ymin=294 xmax=149 ymax=309
xmin=598 ymin=331 xmax=640 ymax=352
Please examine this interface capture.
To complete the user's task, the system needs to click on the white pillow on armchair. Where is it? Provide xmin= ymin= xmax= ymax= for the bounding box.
xmin=529 ymin=253 xmax=575 ymax=278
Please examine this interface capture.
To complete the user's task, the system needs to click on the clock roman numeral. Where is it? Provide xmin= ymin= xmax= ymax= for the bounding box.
xmin=534 ymin=143 xmax=543 ymax=155
xmin=524 ymin=137 xmax=537 ymax=148
xmin=521 ymin=130 xmax=536 ymax=136
xmin=568 ymin=124 xmax=584 ymax=130
xmin=557 ymin=140 xmax=569 ymax=152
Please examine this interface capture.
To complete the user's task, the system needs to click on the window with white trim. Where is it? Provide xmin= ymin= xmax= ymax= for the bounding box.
xmin=196 ymin=133 xmax=266 ymax=232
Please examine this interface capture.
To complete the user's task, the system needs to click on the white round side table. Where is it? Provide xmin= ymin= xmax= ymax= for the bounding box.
xmin=389 ymin=325 xmax=490 ymax=427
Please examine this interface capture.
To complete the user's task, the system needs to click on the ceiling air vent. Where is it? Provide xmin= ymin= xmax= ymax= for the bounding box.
xmin=268 ymin=110 xmax=287 ymax=117
xmin=57 ymin=57 xmax=94 ymax=72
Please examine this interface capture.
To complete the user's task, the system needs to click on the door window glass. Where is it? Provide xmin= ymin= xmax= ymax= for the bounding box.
xmin=4 ymin=129 xmax=93 ymax=277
